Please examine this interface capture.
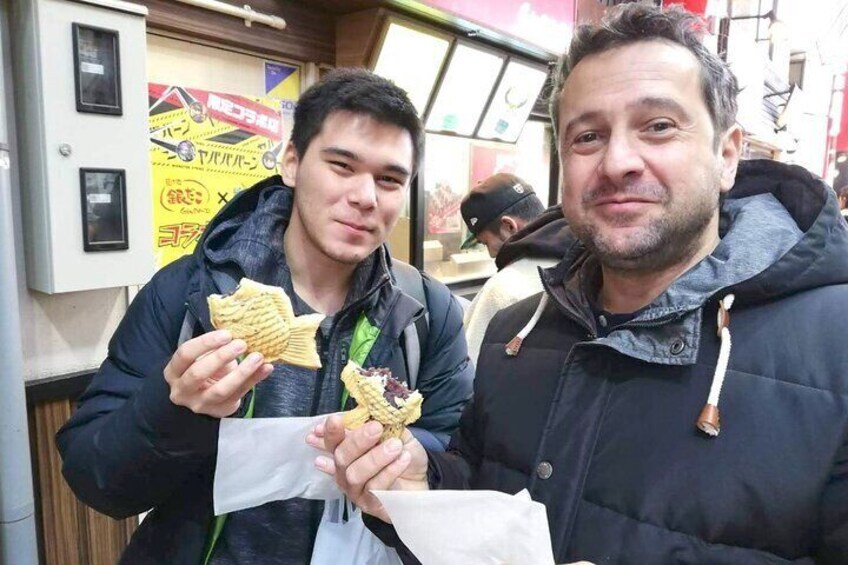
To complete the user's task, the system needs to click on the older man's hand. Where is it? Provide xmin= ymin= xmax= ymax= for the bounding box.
xmin=309 ymin=415 xmax=428 ymax=523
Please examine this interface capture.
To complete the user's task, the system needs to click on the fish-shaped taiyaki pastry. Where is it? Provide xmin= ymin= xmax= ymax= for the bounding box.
xmin=207 ymin=278 xmax=324 ymax=369
xmin=340 ymin=361 xmax=422 ymax=440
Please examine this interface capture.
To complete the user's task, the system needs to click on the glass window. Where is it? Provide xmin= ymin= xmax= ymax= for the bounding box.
xmin=372 ymin=21 xmax=451 ymax=115
xmin=425 ymin=44 xmax=505 ymax=136
xmin=477 ymin=60 xmax=548 ymax=142
xmin=420 ymin=120 xmax=552 ymax=284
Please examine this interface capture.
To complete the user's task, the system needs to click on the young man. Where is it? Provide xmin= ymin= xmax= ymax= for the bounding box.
xmin=316 ymin=6 xmax=848 ymax=564
xmin=56 ymin=69 xmax=473 ymax=563
xmin=458 ymin=173 xmax=568 ymax=363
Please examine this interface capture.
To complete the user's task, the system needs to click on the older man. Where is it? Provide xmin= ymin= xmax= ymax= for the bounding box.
xmin=314 ymin=5 xmax=848 ymax=564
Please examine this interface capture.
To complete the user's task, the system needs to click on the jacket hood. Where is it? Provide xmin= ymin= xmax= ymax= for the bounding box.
xmin=495 ymin=206 xmax=571 ymax=270
xmin=718 ymin=159 xmax=848 ymax=303
xmin=526 ymin=159 xmax=848 ymax=367
xmin=545 ymin=159 xmax=848 ymax=310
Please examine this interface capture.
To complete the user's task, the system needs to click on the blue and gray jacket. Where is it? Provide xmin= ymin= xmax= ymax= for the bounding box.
xmin=56 ymin=175 xmax=474 ymax=564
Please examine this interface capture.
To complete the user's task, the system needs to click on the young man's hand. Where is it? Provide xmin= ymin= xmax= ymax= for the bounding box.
xmin=163 ymin=329 xmax=274 ymax=418
xmin=309 ymin=415 xmax=429 ymax=523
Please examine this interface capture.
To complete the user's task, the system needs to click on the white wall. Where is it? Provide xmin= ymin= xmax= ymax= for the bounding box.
xmin=16 ymin=32 xmax=297 ymax=382
xmin=146 ymin=33 xmax=273 ymax=97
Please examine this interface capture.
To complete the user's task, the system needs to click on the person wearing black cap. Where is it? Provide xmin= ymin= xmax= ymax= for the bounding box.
xmin=459 ymin=173 xmax=545 ymax=258
xmin=459 ymin=173 xmax=569 ymax=364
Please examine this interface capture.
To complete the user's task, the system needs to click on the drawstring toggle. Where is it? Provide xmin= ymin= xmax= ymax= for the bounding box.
xmin=697 ymin=294 xmax=735 ymax=437
xmin=504 ymin=294 xmax=549 ymax=357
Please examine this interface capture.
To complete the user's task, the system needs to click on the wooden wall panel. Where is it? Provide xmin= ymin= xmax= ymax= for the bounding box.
xmin=129 ymin=0 xmax=337 ymax=64
xmin=30 ymin=398 xmax=137 ymax=565
xmin=335 ymin=8 xmax=383 ymax=68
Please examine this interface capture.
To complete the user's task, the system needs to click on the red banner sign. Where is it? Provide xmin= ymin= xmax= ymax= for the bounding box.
xmin=419 ymin=0 xmax=574 ymax=54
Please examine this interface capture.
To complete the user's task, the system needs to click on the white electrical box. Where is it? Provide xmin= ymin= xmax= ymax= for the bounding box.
xmin=12 ymin=0 xmax=152 ymax=293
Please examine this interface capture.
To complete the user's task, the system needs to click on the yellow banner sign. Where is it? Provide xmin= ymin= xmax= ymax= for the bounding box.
xmin=149 ymin=84 xmax=290 ymax=269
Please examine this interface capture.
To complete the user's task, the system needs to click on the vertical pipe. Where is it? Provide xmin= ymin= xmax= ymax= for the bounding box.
xmin=0 ymin=0 xmax=40 ymax=562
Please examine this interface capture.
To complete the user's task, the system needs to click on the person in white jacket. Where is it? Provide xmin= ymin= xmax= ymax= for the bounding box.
xmin=459 ymin=173 xmax=569 ymax=364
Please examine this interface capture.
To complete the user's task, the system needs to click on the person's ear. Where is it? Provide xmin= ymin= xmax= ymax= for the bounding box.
xmin=281 ymin=142 xmax=300 ymax=187
xmin=501 ymin=216 xmax=520 ymax=236
xmin=718 ymin=125 xmax=743 ymax=193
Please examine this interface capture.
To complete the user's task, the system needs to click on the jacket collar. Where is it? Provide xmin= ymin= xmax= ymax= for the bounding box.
xmin=537 ymin=159 xmax=844 ymax=366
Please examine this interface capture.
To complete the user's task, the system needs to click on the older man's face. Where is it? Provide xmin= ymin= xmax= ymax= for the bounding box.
xmin=556 ymin=40 xmax=740 ymax=273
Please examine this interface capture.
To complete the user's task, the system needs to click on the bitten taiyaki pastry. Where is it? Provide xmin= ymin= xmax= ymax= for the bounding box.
xmin=207 ymin=278 xmax=325 ymax=369
xmin=340 ymin=361 xmax=422 ymax=440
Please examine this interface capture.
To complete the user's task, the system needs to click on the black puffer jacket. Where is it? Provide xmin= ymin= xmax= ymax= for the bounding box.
xmin=428 ymin=160 xmax=848 ymax=564
xmin=57 ymin=176 xmax=473 ymax=564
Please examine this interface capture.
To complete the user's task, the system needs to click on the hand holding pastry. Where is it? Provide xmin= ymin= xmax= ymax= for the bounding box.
xmin=164 ymin=329 xmax=274 ymax=418
xmin=312 ymin=415 xmax=429 ymax=524
xmin=308 ymin=362 xmax=427 ymax=522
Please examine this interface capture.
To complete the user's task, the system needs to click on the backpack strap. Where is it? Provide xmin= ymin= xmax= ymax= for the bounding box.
xmin=392 ymin=261 xmax=429 ymax=391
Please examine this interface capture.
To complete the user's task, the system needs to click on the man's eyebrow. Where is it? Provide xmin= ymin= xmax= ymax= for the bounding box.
xmin=321 ymin=146 xmax=411 ymax=178
xmin=561 ymin=97 xmax=693 ymax=139
xmin=561 ymin=111 xmax=603 ymax=140
xmin=626 ymin=96 xmax=692 ymax=119
xmin=321 ymin=147 xmax=360 ymax=161
xmin=384 ymin=163 xmax=411 ymax=178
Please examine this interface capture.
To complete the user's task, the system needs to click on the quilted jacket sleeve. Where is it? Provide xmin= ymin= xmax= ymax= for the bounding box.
xmin=426 ymin=394 xmax=480 ymax=490
xmin=817 ymin=432 xmax=848 ymax=563
xmin=409 ymin=274 xmax=474 ymax=449
xmin=55 ymin=258 xmax=219 ymax=519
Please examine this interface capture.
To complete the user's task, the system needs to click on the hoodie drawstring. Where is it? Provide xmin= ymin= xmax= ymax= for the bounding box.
xmin=697 ymin=294 xmax=735 ymax=437
xmin=505 ymin=294 xmax=549 ymax=356
xmin=505 ymin=291 xmax=736 ymax=438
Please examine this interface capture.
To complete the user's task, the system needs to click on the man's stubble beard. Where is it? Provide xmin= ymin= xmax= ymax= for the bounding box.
xmin=571 ymin=181 xmax=721 ymax=274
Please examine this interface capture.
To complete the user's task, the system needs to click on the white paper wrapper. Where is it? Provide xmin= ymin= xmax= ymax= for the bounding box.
xmin=372 ymin=489 xmax=556 ymax=565
xmin=214 ymin=415 xmax=340 ymax=515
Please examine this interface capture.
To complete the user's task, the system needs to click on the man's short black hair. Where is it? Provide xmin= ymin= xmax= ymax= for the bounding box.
xmin=482 ymin=192 xmax=545 ymax=234
xmin=550 ymin=4 xmax=739 ymax=142
xmin=291 ymin=68 xmax=424 ymax=173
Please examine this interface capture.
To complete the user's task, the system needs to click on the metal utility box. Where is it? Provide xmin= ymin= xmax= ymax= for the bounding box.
xmin=12 ymin=0 xmax=152 ymax=293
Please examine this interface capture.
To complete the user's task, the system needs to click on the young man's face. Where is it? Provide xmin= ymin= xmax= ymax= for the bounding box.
xmin=282 ymin=111 xmax=414 ymax=266
xmin=556 ymin=40 xmax=741 ymax=273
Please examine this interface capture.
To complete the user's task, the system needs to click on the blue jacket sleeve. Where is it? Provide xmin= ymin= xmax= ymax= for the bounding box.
xmin=55 ymin=259 xmax=219 ymax=519
xmin=409 ymin=275 xmax=474 ymax=449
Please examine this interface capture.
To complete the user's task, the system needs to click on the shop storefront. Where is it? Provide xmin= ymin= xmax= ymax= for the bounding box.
xmin=139 ymin=2 xmax=569 ymax=295
xmin=6 ymin=0 xmax=848 ymax=562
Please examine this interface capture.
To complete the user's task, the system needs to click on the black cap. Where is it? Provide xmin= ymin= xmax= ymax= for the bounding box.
xmin=460 ymin=173 xmax=535 ymax=250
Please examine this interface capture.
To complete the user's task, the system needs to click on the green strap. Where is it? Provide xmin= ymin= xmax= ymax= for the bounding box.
xmin=201 ymin=312 xmax=380 ymax=564
xmin=340 ymin=312 xmax=380 ymax=409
